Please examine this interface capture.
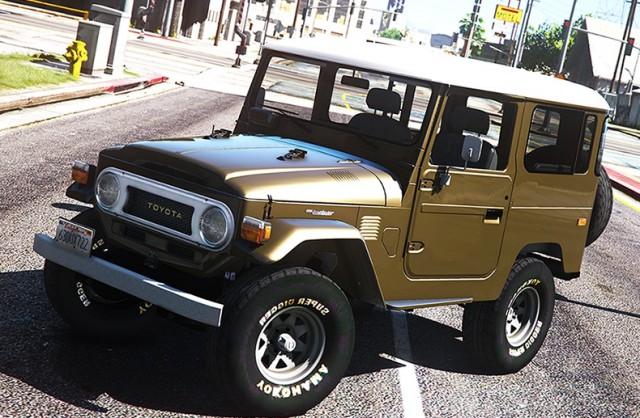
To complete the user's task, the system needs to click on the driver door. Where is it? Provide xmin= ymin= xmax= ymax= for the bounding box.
xmin=405 ymin=93 xmax=518 ymax=279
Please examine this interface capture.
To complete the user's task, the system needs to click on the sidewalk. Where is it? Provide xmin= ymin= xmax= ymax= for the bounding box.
xmin=0 ymin=0 xmax=259 ymax=110
xmin=1 ymin=2 xmax=639 ymax=202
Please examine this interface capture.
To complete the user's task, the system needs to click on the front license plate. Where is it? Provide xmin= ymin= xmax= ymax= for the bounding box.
xmin=54 ymin=218 xmax=95 ymax=256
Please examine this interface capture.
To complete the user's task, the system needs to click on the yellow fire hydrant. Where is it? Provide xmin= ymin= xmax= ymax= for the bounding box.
xmin=64 ymin=40 xmax=88 ymax=77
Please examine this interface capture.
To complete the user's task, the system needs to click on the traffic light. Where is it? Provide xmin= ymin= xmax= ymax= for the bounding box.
xmin=561 ymin=19 xmax=570 ymax=39
xmin=626 ymin=37 xmax=635 ymax=56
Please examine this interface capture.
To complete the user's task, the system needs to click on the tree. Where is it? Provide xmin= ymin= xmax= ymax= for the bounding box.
xmin=520 ymin=17 xmax=583 ymax=74
xmin=459 ymin=14 xmax=486 ymax=56
xmin=379 ymin=28 xmax=405 ymax=41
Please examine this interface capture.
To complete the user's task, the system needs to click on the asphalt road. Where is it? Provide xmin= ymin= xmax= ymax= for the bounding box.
xmin=0 ymin=87 xmax=639 ymax=417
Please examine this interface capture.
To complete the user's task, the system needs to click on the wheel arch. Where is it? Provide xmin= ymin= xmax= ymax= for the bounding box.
xmin=283 ymin=239 xmax=385 ymax=308
xmin=235 ymin=218 xmax=385 ymax=307
xmin=517 ymin=242 xmax=579 ymax=280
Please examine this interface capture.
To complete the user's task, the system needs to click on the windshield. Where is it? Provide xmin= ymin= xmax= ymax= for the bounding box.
xmin=238 ymin=51 xmax=438 ymax=192
xmin=250 ymin=54 xmax=433 ymax=147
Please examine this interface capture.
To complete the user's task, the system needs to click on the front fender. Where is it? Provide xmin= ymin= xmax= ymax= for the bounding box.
xmin=233 ymin=218 xmax=384 ymax=307
xmin=241 ymin=218 xmax=363 ymax=264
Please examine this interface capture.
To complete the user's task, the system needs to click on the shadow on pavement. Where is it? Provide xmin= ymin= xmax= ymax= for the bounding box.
xmin=556 ymin=293 xmax=640 ymax=319
xmin=0 ymin=268 xmax=486 ymax=416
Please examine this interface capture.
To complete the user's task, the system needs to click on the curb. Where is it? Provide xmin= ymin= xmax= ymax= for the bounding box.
xmin=103 ymin=75 xmax=168 ymax=94
xmin=0 ymin=75 xmax=168 ymax=113
xmin=605 ymin=164 xmax=640 ymax=201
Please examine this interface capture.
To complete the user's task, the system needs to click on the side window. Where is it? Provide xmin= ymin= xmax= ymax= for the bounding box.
xmin=258 ymin=57 xmax=320 ymax=121
xmin=576 ymin=115 xmax=597 ymax=173
xmin=328 ymin=68 xmax=432 ymax=144
xmin=431 ymin=95 xmax=514 ymax=171
xmin=524 ymin=106 xmax=592 ymax=174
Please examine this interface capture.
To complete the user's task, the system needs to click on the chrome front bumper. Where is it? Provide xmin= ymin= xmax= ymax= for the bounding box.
xmin=33 ymin=234 xmax=223 ymax=327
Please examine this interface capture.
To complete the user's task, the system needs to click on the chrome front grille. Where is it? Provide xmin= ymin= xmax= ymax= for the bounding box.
xmin=95 ymin=168 xmax=234 ymax=249
xmin=124 ymin=187 xmax=194 ymax=235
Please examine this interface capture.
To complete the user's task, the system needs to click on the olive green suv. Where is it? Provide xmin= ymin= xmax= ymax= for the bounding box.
xmin=34 ymin=38 xmax=612 ymax=416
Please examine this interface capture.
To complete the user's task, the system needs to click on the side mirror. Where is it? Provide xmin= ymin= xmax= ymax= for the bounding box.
xmin=461 ymin=135 xmax=482 ymax=169
xmin=249 ymin=107 xmax=280 ymax=129
xmin=255 ymin=87 xmax=266 ymax=108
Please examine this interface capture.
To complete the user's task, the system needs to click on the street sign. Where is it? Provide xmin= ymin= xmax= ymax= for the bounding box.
xmin=494 ymin=5 xmax=523 ymax=24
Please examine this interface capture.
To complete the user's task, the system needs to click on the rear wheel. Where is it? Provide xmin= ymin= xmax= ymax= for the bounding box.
xmin=207 ymin=267 xmax=354 ymax=416
xmin=462 ymin=257 xmax=555 ymax=374
xmin=44 ymin=209 xmax=156 ymax=339
xmin=586 ymin=170 xmax=613 ymax=246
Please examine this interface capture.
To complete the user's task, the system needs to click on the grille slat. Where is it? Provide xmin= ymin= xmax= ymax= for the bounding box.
xmin=124 ymin=187 xmax=194 ymax=235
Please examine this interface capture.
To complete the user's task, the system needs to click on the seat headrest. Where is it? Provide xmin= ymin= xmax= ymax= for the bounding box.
xmin=450 ymin=107 xmax=490 ymax=135
xmin=366 ymin=88 xmax=401 ymax=114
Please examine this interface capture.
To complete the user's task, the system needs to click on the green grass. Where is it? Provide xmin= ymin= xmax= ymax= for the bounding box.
xmin=0 ymin=53 xmax=78 ymax=91
xmin=124 ymin=68 xmax=139 ymax=77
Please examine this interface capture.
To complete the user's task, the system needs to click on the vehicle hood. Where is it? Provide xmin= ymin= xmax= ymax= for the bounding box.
xmin=105 ymin=135 xmax=402 ymax=206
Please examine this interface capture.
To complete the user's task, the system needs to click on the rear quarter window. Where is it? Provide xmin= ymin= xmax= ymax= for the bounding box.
xmin=524 ymin=106 xmax=596 ymax=174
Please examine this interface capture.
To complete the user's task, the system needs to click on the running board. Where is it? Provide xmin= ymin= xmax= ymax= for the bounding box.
xmin=386 ymin=298 xmax=473 ymax=310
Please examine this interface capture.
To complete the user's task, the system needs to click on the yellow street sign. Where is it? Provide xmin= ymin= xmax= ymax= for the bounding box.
xmin=494 ymin=5 xmax=523 ymax=24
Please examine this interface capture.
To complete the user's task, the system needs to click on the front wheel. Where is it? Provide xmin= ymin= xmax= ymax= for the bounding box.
xmin=207 ymin=267 xmax=355 ymax=416
xmin=462 ymin=257 xmax=555 ymax=374
xmin=44 ymin=209 xmax=157 ymax=339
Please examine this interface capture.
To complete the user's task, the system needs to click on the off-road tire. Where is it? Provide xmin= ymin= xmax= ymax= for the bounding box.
xmin=462 ymin=257 xmax=555 ymax=374
xmin=207 ymin=267 xmax=355 ymax=416
xmin=586 ymin=170 xmax=613 ymax=246
xmin=44 ymin=209 xmax=157 ymax=339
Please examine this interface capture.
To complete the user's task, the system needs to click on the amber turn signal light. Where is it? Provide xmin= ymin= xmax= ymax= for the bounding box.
xmin=72 ymin=161 xmax=90 ymax=184
xmin=577 ymin=218 xmax=588 ymax=227
xmin=241 ymin=216 xmax=272 ymax=244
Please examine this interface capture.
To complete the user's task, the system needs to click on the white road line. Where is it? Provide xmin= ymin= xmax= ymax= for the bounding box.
xmin=390 ymin=310 xmax=426 ymax=418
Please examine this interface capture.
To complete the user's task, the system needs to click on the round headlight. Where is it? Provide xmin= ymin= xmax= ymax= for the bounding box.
xmin=96 ymin=172 xmax=120 ymax=209
xmin=200 ymin=207 xmax=232 ymax=247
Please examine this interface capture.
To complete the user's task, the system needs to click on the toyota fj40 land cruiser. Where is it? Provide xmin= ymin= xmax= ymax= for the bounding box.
xmin=34 ymin=39 xmax=612 ymax=416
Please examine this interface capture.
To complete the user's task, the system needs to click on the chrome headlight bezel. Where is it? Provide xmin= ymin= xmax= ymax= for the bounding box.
xmin=199 ymin=206 xmax=234 ymax=248
xmin=93 ymin=168 xmax=235 ymax=251
xmin=95 ymin=171 xmax=121 ymax=209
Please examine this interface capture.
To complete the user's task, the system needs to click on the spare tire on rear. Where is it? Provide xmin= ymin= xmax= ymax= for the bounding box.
xmin=586 ymin=169 xmax=613 ymax=246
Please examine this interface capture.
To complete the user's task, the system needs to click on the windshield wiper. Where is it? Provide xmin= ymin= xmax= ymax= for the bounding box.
xmin=262 ymin=105 xmax=311 ymax=133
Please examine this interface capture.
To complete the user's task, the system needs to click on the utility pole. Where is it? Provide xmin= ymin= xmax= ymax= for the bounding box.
xmin=261 ymin=0 xmax=274 ymax=46
xmin=345 ymin=1 xmax=355 ymax=39
xmin=512 ymin=0 xmax=534 ymax=67
xmin=290 ymin=0 xmax=302 ymax=38
xmin=556 ymin=0 xmax=578 ymax=74
xmin=462 ymin=0 xmax=482 ymax=58
xmin=162 ymin=0 xmax=175 ymax=37
xmin=610 ymin=0 xmax=637 ymax=93
xmin=214 ymin=0 xmax=227 ymax=46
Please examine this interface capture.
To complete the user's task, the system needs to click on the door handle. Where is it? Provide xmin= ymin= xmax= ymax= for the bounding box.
xmin=484 ymin=209 xmax=503 ymax=225
xmin=407 ymin=241 xmax=425 ymax=254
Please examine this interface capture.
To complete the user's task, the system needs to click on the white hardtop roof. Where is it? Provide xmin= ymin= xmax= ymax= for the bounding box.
xmin=264 ymin=38 xmax=609 ymax=112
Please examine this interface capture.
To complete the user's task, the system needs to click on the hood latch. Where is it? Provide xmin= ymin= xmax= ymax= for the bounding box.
xmin=278 ymin=148 xmax=307 ymax=161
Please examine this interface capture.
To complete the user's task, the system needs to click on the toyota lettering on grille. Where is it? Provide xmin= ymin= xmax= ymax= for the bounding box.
xmin=147 ymin=201 xmax=183 ymax=219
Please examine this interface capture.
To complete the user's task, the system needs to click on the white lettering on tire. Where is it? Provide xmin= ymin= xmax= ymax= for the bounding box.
xmin=258 ymin=298 xmax=330 ymax=327
xmin=256 ymin=364 xmax=329 ymax=398
xmin=76 ymin=282 xmax=91 ymax=307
